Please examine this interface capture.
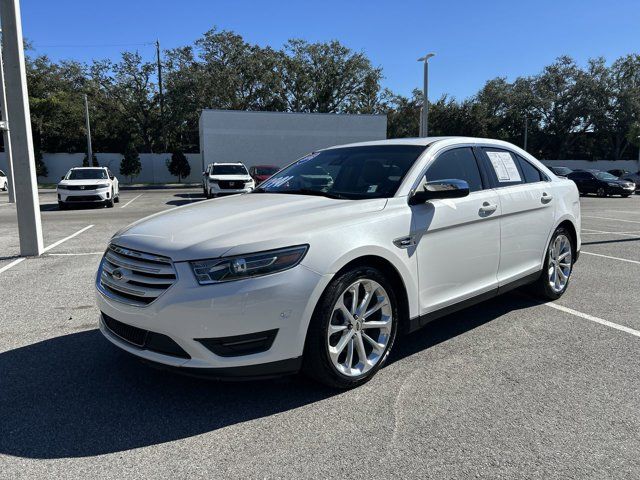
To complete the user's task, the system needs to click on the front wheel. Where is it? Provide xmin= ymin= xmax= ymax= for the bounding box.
xmin=597 ymin=187 xmax=607 ymax=197
xmin=530 ymin=227 xmax=574 ymax=300
xmin=303 ymin=266 xmax=398 ymax=389
xmin=105 ymin=190 xmax=115 ymax=208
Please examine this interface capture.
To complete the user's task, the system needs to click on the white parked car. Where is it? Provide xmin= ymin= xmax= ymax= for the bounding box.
xmin=202 ymin=162 xmax=254 ymax=198
xmin=96 ymin=137 xmax=581 ymax=388
xmin=0 ymin=169 xmax=7 ymax=191
xmin=58 ymin=167 xmax=119 ymax=209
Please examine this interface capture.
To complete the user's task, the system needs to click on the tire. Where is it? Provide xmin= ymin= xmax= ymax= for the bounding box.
xmin=622 ymin=194 xmax=631 ymax=198
xmin=58 ymin=201 xmax=67 ymax=210
xmin=597 ymin=187 xmax=606 ymax=197
xmin=1 ymin=182 xmax=6 ymax=191
xmin=105 ymin=190 xmax=115 ymax=208
xmin=114 ymin=192 xmax=120 ymax=203
xmin=529 ymin=226 xmax=574 ymax=300
xmin=303 ymin=266 xmax=399 ymax=389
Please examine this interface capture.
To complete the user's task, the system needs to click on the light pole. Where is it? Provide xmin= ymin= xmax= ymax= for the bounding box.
xmin=417 ymin=53 xmax=435 ymax=137
xmin=84 ymin=94 xmax=92 ymax=164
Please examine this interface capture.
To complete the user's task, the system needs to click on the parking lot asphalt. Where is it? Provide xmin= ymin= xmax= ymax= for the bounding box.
xmin=1 ymin=189 xmax=639 ymax=479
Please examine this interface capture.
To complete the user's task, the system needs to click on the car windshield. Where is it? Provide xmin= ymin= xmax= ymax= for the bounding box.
xmin=255 ymin=166 xmax=279 ymax=175
xmin=211 ymin=165 xmax=248 ymax=175
xmin=595 ymin=172 xmax=618 ymax=181
xmin=65 ymin=169 xmax=107 ymax=180
xmin=253 ymin=145 xmax=427 ymax=200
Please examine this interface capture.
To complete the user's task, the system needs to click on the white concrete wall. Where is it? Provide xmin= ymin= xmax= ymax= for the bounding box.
xmin=199 ymin=109 xmax=387 ymax=169
xmin=0 ymin=152 xmax=203 ymax=184
xmin=542 ymin=159 xmax=640 ymax=172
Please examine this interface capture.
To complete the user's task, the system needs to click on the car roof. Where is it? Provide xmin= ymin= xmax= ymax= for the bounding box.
xmin=69 ymin=167 xmax=106 ymax=170
xmin=210 ymin=162 xmax=245 ymax=166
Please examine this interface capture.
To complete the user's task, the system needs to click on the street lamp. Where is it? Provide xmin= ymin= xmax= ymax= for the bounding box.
xmin=417 ymin=52 xmax=435 ymax=137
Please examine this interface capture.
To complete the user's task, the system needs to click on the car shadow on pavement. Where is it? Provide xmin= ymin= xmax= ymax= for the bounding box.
xmin=0 ymin=292 xmax=539 ymax=459
xmin=165 ymin=193 xmax=206 ymax=206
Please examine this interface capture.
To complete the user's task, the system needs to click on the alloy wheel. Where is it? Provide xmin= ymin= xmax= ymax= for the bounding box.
xmin=327 ymin=279 xmax=393 ymax=377
xmin=548 ymin=234 xmax=572 ymax=293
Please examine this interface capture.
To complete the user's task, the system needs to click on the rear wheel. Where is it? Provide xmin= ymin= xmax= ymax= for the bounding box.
xmin=597 ymin=187 xmax=606 ymax=197
xmin=530 ymin=226 xmax=574 ymax=300
xmin=303 ymin=266 xmax=398 ymax=389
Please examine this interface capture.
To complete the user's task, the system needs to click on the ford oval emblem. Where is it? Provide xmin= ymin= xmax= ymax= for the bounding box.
xmin=112 ymin=269 xmax=124 ymax=281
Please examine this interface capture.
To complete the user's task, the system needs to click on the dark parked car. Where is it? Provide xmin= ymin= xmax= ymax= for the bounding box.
xmin=249 ymin=165 xmax=279 ymax=184
xmin=549 ymin=166 xmax=573 ymax=177
xmin=567 ymin=170 xmax=636 ymax=197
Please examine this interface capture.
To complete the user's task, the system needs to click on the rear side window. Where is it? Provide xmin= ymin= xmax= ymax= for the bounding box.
xmin=516 ymin=155 xmax=545 ymax=183
xmin=426 ymin=147 xmax=484 ymax=192
xmin=482 ymin=148 xmax=524 ymax=187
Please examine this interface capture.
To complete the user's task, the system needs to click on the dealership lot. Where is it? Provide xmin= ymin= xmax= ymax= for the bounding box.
xmin=1 ymin=189 xmax=639 ymax=478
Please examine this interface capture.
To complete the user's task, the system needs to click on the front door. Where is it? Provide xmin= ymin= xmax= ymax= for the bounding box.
xmin=411 ymin=147 xmax=501 ymax=315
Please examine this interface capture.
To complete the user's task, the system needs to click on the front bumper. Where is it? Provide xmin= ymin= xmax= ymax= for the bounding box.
xmin=207 ymin=182 xmax=253 ymax=195
xmin=96 ymin=261 xmax=331 ymax=373
xmin=607 ymin=184 xmax=636 ymax=194
xmin=58 ymin=188 xmax=111 ymax=202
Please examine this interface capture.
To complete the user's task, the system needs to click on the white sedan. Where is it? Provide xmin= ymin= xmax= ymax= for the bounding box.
xmin=0 ymin=169 xmax=7 ymax=191
xmin=96 ymin=137 xmax=580 ymax=388
xmin=58 ymin=167 xmax=119 ymax=209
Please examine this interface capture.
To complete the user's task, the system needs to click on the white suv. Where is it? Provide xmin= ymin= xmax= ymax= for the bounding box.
xmin=96 ymin=137 xmax=580 ymax=388
xmin=203 ymin=162 xmax=254 ymax=198
xmin=58 ymin=167 xmax=119 ymax=209
xmin=0 ymin=170 xmax=7 ymax=191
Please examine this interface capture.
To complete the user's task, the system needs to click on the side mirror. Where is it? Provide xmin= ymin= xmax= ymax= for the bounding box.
xmin=61 ymin=176 xmax=65 ymax=180
xmin=409 ymin=178 xmax=470 ymax=205
xmin=109 ymin=176 xmax=115 ymax=180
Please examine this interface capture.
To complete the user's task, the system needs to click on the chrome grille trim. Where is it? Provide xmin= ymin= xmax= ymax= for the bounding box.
xmin=97 ymin=244 xmax=177 ymax=306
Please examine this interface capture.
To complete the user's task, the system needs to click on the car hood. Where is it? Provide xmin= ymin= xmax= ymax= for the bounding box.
xmin=112 ymin=193 xmax=387 ymax=262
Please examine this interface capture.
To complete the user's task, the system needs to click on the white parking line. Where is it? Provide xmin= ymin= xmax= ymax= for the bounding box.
xmin=582 ymin=228 xmax=640 ymax=237
xmin=42 ymin=225 xmax=94 ymax=253
xmin=581 ymin=251 xmax=640 ymax=265
xmin=0 ymin=225 xmax=95 ymax=275
xmin=47 ymin=252 xmax=103 ymax=256
xmin=120 ymin=194 xmax=143 ymax=209
xmin=583 ymin=215 xmax=640 ymax=225
xmin=545 ymin=302 xmax=640 ymax=339
xmin=0 ymin=257 xmax=25 ymax=274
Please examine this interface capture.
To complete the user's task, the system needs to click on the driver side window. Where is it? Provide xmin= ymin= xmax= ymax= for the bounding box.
xmin=426 ymin=147 xmax=484 ymax=192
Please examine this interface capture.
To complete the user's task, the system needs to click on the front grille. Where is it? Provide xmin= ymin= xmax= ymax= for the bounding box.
xmin=65 ymin=185 xmax=97 ymax=191
xmin=217 ymin=180 xmax=247 ymax=189
xmin=103 ymin=313 xmax=147 ymax=346
xmin=68 ymin=195 xmax=102 ymax=201
xmin=99 ymin=244 xmax=177 ymax=306
xmin=102 ymin=313 xmax=190 ymax=358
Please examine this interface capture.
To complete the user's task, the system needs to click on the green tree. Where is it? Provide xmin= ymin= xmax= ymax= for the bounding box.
xmin=167 ymin=151 xmax=190 ymax=182
xmin=34 ymin=149 xmax=48 ymax=178
xmin=120 ymin=147 xmax=142 ymax=183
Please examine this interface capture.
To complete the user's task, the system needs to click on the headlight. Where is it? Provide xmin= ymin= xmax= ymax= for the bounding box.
xmin=190 ymin=245 xmax=308 ymax=285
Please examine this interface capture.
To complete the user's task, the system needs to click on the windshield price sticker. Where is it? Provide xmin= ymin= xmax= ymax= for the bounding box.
xmin=486 ymin=151 xmax=521 ymax=182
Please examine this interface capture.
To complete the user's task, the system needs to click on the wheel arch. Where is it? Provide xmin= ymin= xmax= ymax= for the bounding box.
xmin=327 ymin=254 xmax=412 ymax=335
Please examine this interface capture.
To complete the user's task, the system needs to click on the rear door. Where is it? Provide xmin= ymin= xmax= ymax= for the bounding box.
xmin=478 ymin=147 xmax=556 ymax=284
xmin=412 ymin=146 xmax=501 ymax=315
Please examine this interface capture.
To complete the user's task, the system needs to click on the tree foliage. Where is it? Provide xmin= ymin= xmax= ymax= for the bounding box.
xmin=22 ymin=28 xmax=640 ymax=160
xmin=167 ymin=151 xmax=190 ymax=182
xmin=120 ymin=146 xmax=142 ymax=183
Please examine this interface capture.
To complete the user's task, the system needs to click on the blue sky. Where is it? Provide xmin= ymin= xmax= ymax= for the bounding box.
xmin=22 ymin=0 xmax=640 ymax=100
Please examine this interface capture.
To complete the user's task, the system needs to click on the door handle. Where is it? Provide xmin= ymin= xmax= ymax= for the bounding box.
xmin=541 ymin=192 xmax=553 ymax=204
xmin=479 ymin=202 xmax=498 ymax=216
